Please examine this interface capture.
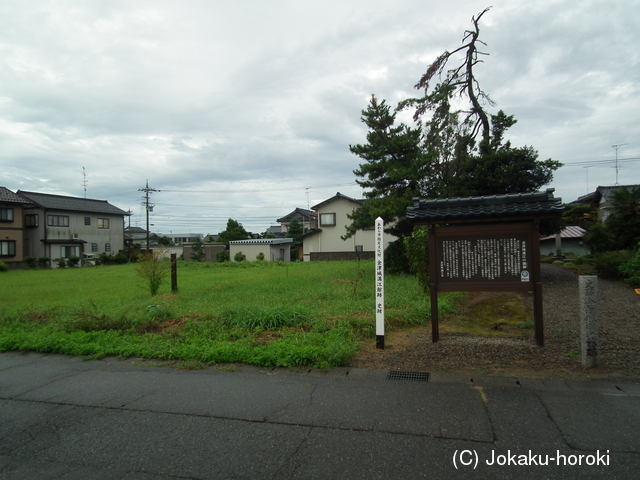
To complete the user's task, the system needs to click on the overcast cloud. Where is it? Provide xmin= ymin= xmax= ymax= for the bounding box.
xmin=1 ymin=0 xmax=638 ymax=235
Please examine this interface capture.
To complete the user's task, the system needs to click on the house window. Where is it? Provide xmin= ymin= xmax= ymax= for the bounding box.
xmin=98 ymin=218 xmax=109 ymax=229
xmin=25 ymin=214 xmax=39 ymax=227
xmin=92 ymin=243 xmax=98 ymax=252
xmin=0 ymin=241 xmax=16 ymax=257
xmin=61 ymin=246 xmax=80 ymax=258
xmin=320 ymin=213 xmax=336 ymax=226
xmin=105 ymin=243 xmax=111 ymax=252
xmin=0 ymin=208 xmax=14 ymax=222
xmin=355 ymin=245 xmax=363 ymax=252
xmin=85 ymin=217 xmax=91 ymax=225
xmin=47 ymin=215 xmax=69 ymax=227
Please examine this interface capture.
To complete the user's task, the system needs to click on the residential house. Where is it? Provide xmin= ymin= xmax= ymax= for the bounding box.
xmin=590 ymin=184 xmax=640 ymax=222
xmin=18 ymin=191 xmax=128 ymax=265
xmin=0 ymin=187 xmax=31 ymax=268
xmin=540 ymin=226 xmax=588 ymax=257
xmin=160 ymin=233 xmax=204 ymax=245
xmin=301 ymin=192 xmax=397 ymax=261
xmin=276 ymin=208 xmax=314 ymax=234
xmin=263 ymin=225 xmax=285 ymax=238
xmin=229 ymin=238 xmax=293 ymax=262
xmin=124 ymin=226 xmax=160 ymax=248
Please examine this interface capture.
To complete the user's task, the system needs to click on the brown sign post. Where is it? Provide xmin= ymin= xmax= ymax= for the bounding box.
xmin=406 ymin=189 xmax=564 ymax=347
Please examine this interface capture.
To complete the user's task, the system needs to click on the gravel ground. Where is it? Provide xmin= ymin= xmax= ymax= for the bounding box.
xmin=349 ymin=263 xmax=640 ymax=380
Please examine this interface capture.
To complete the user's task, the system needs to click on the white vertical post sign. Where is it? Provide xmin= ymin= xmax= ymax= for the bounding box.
xmin=375 ymin=217 xmax=385 ymax=349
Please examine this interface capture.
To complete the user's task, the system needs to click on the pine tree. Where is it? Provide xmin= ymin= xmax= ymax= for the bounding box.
xmin=345 ymin=95 xmax=424 ymax=238
xmin=218 ymin=219 xmax=250 ymax=242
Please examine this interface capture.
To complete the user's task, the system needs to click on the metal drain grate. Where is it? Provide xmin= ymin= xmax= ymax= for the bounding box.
xmin=387 ymin=371 xmax=430 ymax=382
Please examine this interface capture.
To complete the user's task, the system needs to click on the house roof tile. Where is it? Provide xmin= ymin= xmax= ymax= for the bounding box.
xmin=540 ymin=225 xmax=586 ymax=241
xmin=311 ymin=192 xmax=363 ymax=210
xmin=593 ymin=184 xmax=640 ymax=203
xmin=276 ymin=208 xmax=313 ymax=223
xmin=17 ymin=191 xmax=128 ymax=216
xmin=0 ymin=187 xmax=30 ymax=204
xmin=229 ymin=238 xmax=293 ymax=245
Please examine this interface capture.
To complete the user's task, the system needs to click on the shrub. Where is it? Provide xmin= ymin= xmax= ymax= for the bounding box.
xmin=54 ymin=257 xmax=67 ymax=269
xmin=584 ymin=222 xmax=616 ymax=254
xmin=135 ymin=250 xmax=170 ymax=296
xmin=619 ymin=245 xmax=640 ymax=286
xmin=384 ymin=239 xmax=410 ymax=275
xmin=256 ymin=252 xmax=265 ymax=261
xmin=234 ymin=251 xmax=246 ymax=262
xmin=0 ymin=261 xmax=8 ymax=272
xmin=190 ymin=237 xmax=205 ymax=262
xmin=24 ymin=257 xmax=37 ymax=269
xmin=114 ymin=252 xmax=128 ymax=264
xmin=97 ymin=253 xmax=112 ymax=265
xmin=216 ymin=250 xmax=230 ymax=262
xmin=570 ymin=256 xmax=586 ymax=265
xmin=67 ymin=256 xmax=80 ymax=268
xmin=98 ymin=252 xmax=128 ymax=265
xmin=593 ymin=250 xmax=634 ymax=279
xmin=37 ymin=257 xmax=50 ymax=268
xmin=404 ymin=226 xmax=429 ymax=293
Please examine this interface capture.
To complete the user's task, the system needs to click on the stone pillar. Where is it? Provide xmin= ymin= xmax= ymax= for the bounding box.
xmin=555 ymin=233 xmax=562 ymax=258
xmin=579 ymin=275 xmax=598 ymax=368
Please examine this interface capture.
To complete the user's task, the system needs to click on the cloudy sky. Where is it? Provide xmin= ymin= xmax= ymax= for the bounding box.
xmin=1 ymin=0 xmax=638 ymax=235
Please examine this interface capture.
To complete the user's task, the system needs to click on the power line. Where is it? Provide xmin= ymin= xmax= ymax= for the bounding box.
xmin=159 ymin=182 xmax=357 ymax=194
xmin=560 ymin=156 xmax=639 ymax=167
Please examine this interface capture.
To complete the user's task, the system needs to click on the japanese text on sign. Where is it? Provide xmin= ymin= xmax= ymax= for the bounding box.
xmin=437 ymin=235 xmax=530 ymax=283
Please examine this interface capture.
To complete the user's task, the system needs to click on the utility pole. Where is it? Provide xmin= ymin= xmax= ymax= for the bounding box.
xmin=611 ymin=143 xmax=628 ymax=185
xmin=139 ymin=180 xmax=158 ymax=251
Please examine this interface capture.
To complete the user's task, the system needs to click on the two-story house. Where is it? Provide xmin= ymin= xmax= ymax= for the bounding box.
xmin=17 ymin=191 xmax=128 ymax=265
xmin=301 ymin=192 xmax=397 ymax=261
xmin=0 ymin=187 xmax=31 ymax=268
xmin=276 ymin=208 xmax=314 ymax=234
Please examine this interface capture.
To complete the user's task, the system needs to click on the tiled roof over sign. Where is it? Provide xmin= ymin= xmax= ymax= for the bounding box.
xmin=407 ymin=188 xmax=564 ymax=222
xmin=17 ymin=191 xmax=128 ymax=216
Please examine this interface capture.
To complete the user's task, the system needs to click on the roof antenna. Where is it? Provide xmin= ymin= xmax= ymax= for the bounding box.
xmin=611 ymin=143 xmax=628 ymax=186
xmin=82 ymin=166 xmax=88 ymax=198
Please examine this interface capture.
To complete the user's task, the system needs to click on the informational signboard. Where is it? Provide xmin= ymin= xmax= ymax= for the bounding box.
xmin=407 ymin=190 xmax=563 ymax=348
xmin=431 ymin=223 xmax=536 ymax=294
xmin=428 ymin=222 xmax=544 ymax=346
xmin=436 ymin=233 xmax=531 ymax=284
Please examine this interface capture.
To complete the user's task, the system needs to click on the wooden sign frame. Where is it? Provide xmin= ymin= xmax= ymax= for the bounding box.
xmin=428 ymin=221 xmax=544 ymax=346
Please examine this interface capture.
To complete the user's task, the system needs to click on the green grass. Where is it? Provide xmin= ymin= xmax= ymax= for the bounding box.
xmin=0 ymin=260 xmax=460 ymax=368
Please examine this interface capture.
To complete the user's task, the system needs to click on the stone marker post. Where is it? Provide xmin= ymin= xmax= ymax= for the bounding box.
xmin=579 ymin=275 xmax=598 ymax=368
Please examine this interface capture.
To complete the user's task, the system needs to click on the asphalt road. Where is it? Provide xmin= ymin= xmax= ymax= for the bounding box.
xmin=1 ymin=351 xmax=639 ymax=479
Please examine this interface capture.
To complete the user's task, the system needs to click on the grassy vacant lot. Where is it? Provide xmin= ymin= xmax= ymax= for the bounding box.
xmin=0 ymin=260 xmax=460 ymax=368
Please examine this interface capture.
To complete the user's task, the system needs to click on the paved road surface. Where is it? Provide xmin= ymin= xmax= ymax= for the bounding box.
xmin=1 ymin=351 xmax=639 ymax=479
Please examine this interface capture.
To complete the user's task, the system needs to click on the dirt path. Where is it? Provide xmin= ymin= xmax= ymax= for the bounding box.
xmin=349 ymin=264 xmax=640 ymax=380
